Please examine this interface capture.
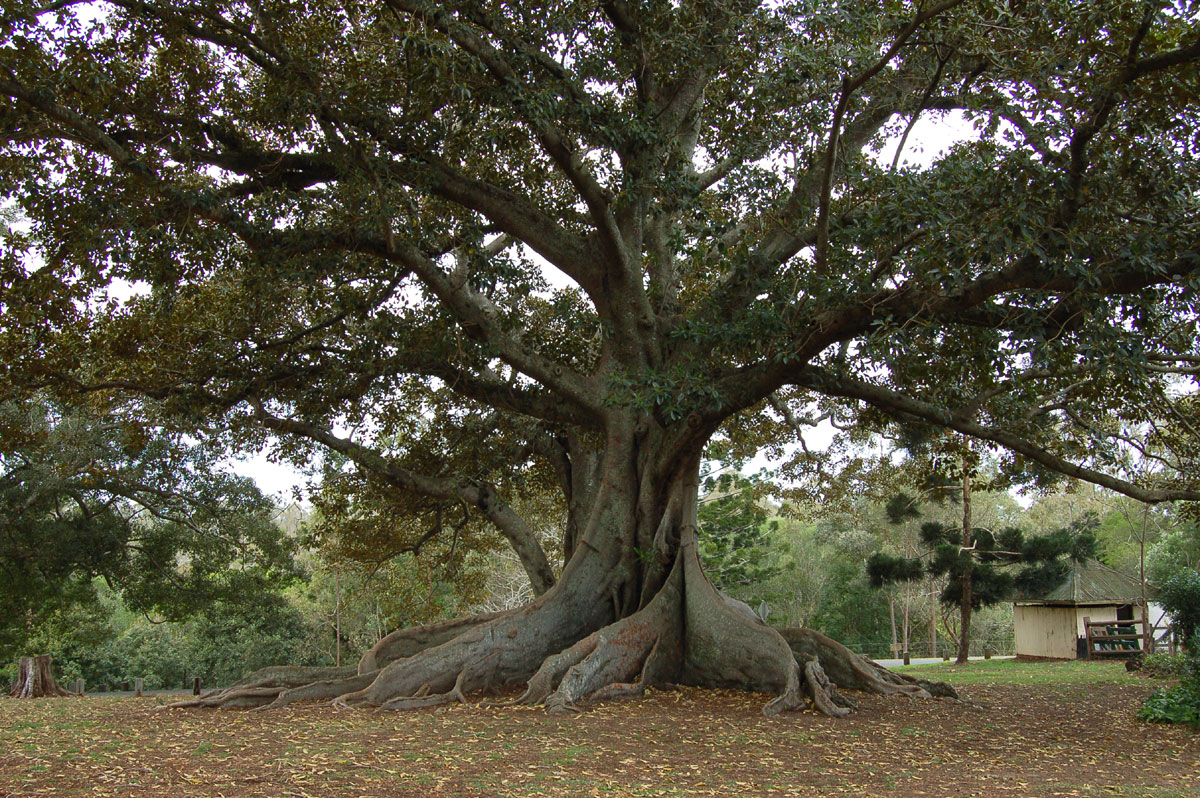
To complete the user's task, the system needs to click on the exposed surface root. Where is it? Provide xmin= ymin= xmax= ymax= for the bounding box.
xmin=802 ymin=659 xmax=852 ymax=718
xmin=779 ymin=628 xmax=958 ymax=701
xmin=678 ymin=534 xmax=806 ymax=716
xmin=162 ymin=686 xmax=287 ymax=710
xmin=229 ymin=665 xmax=358 ymax=689
xmin=377 ymin=668 xmax=470 ymax=711
xmin=502 ymin=634 xmax=599 ymax=707
xmin=160 ymin=667 xmax=364 ymax=710
xmin=260 ymin=672 xmax=379 ymax=710
xmin=359 ymin=610 xmax=513 ymax=672
xmin=373 ymin=651 xmax=501 ymax=712
xmin=158 ymin=539 xmax=953 ymax=720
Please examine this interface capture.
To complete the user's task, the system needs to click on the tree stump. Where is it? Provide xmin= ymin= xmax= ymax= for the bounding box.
xmin=9 ymin=655 xmax=74 ymax=698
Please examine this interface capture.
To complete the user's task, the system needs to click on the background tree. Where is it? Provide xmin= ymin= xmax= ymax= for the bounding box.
xmin=0 ymin=396 xmax=297 ymax=661
xmin=697 ymin=471 xmax=781 ymax=599
xmin=869 ymin=514 xmax=1097 ymax=660
xmin=2 ymin=0 xmax=1199 ymax=718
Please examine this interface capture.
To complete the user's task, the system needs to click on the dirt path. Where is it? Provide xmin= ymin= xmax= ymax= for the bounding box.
xmin=1 ymin=681 xmax=1195 ymax=796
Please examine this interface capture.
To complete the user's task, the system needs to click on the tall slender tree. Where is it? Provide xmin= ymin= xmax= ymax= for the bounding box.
xmin=2 ymin=1 xmax=1199 ymax=716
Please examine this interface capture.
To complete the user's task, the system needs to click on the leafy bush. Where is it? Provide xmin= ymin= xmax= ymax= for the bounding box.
xmin=1137 ymin=681 xmax=1200 ymax=729
xmin=1139 ymin=567 xmax=1200 ymax=729
xmin=1141 ymin=652 xmax=1190 ymax=679
xmin=1157 ymin=569 xmax=1200 ymax=650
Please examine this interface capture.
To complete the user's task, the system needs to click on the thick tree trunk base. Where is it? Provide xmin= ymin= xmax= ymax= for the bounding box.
xmin=168 ymin=538 xmax=956 ymax=719
xmin=9 ymin=655 xmax=75 ymax=699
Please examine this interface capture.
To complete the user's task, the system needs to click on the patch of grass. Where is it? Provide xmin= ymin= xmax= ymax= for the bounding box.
xmin=540 ymin=744 xmax=592 ymax=765
xmin=895 ymin=658 xmax=1132 ymax=686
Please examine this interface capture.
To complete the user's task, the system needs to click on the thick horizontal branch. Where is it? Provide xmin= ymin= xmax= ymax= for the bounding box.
xmin=790 ymin=367 xmax=1200 ymax=504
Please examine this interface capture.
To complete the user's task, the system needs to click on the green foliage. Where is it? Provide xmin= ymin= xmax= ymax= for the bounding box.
xmin=698 ymin=472 xmax=781 ymax=593
xmin=869 ymin=497 xmax=1096 ymax=612
xmin=808 ymin=557 xmax=894 ymax=657
xmin=0 ymin=395 xmax=487 ymax=690
xmin=866 ymin=551 xmax=923 ymax=586
xmin=1138 ymin=681 xmax=1200 ymax=730
xmin=0 ymin=0 xmax=1194 ymax=542
xmin=1156 ymin=569 xmax=1200 ymax=650
xmin=1141 ymin=652 xmax=1190 ymax=679
xmin=0 ymin=0 xmax=1198 ymax=687
xmin=1138 ymin=566 xmax=1200 ymax=730
xmin=0 ymin=396 xmax=298 ymax=664
xmin=1 ymin=579 xmax=330 ymax=690
xmin=1148 ymin=522 xmax=1200 ymax=585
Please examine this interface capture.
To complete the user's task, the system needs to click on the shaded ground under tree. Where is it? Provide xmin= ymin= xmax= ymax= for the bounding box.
xmin=2 ymin=668 xmax=1196 ymax=797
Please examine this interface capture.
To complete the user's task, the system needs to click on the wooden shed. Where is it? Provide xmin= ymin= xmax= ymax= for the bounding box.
xmin=1012 ymin=560 xmax=1147 ymax=660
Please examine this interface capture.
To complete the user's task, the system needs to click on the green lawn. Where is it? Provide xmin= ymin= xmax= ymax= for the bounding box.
xmin=895 ymin=657 xmax=1138 ymax=685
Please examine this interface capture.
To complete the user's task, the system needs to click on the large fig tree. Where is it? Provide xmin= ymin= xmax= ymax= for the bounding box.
xmin=2 ymin=0 xmax=1199 ymax=716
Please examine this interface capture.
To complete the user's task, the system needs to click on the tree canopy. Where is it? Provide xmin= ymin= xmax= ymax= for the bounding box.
xmin=1 ymin=0 xmax=1198 ymax=716
xmin=0 ymin=395 xmax=295 ymax=657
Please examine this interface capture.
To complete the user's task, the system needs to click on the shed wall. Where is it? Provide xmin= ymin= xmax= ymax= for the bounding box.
xmin=1014 ymin=605 xmax=1079 ymax=659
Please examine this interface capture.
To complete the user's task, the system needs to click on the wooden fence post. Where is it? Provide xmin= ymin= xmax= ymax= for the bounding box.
xmin=74 ymin=679 xmax=85 ymax=695
xmin=134 ymin=678 xmax=144 ymax=697
xmin=192 ymin=677 xmax=202 ymax=695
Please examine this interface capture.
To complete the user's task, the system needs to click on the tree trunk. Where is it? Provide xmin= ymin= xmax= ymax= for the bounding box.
xmin=9 ymin=655 xmax=74 ymax=698
xmin=957 ymin=461 xmax=973 ymax=665
xmin=888 ymin=595 xmax=898 ymax=656
xmin=1140 ymin=503 xmax=1151 ymax=653
xmin=929 ymin=572 xmax=938 ymax=658
xmin=165 ymin=425 xmax=955 ymax=717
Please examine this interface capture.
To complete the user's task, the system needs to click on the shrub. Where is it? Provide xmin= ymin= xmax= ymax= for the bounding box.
xmin=1139 ymin=567 xmax=1200 ymax=729
xmin=1156 ymin=569 xmax=1200 ymax=650
xmin=1141 ymin=652 xmax=1190 ymax=678
xmin=1138 ymin=680 xmax=1200 ymax=730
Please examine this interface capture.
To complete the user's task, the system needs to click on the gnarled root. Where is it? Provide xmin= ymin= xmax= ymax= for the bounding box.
xmin=498 ymin=634 xmax=599 ymax=707
xmin=159 ymin=667 xmax=364 ymax=710
xmin=359 ymin=610 xmax=514 ymax=672
xmin=155 ymin=543 xmax=953 ymax=720
xmin=260 ymin=671 xmax=380 ymax=710
xmin=161 ymin=611 xmax=521 ymax=711
xmin=802 ymin=658 xmax=854 ymax=718
xmin=779 ymin=627 xmax=959 ymax=702
xmin=374 ymin=649 xmax=502 ymax=712
xmin=539 ymin=562 xmax=683 ymax=715
xmin=677 ymin=536 xmax=806 ymax=716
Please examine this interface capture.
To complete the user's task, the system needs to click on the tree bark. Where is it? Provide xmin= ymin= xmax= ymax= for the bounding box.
xmin=9 ymin=655 xmax=74 ymax=698
xmin=1140 ymin=503 xmax=1150 ymax=653
xmin=957 ymin=458 xmax=973 ymax=665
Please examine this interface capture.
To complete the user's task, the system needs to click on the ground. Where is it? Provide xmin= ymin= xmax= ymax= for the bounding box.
xmin=1 ymin=661 xmax=1195 ymax=797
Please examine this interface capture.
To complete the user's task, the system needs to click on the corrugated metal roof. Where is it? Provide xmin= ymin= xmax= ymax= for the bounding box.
xmin=1012 ymin=559 xmax=1146 ymax=604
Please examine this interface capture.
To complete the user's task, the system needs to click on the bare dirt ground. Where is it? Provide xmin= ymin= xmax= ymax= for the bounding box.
xmin=1 ymin=676 xmax=1196 ymax=797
